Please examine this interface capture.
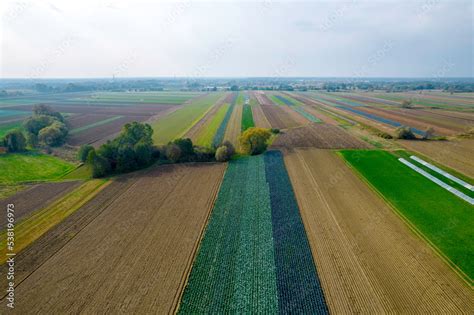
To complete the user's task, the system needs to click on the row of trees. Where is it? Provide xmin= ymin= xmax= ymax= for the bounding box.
xmin=80 ymin=123 xmax=276 ymax=178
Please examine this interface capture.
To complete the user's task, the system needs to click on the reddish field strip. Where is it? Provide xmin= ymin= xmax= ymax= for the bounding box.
xmin=4 ymin=163 xmax=225 ymax=314
xmin=285 ymin=148 xmax=474 ymax=313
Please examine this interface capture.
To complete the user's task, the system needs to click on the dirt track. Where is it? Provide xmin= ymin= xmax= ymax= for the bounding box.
xmin=4 ymin=163 xmax=225 ymax=314
xmin=285 ymin=148 xmax=473 ymax=314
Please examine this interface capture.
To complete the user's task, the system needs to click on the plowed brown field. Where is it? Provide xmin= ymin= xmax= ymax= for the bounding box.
xmin=399 ymin=139 xmax=474 ymax=178
xmin=4 ymin=163 xmax=225 ymax=314
xmin=285 ymin=148 xmax=474 ymax=314
xmin=223 ymin=103 xmax=242 ymax=148
xmin=271 ymin=123 xmax=370 ymax=149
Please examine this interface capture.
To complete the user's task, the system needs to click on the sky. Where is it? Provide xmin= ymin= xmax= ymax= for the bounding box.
xmin=0 ymin=0 xmax=472 ymax=78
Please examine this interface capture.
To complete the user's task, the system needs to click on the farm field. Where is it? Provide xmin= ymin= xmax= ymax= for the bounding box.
xmin=271 ymin=123 xmax=370 ymax=149
xmin=399 ymin=139 xmax=474 ymax=178
xmin=3 ymin=163 xmax=225 ymax=314
xmin=241 ymin=103 xmax=255 ymax=131
xmin=152 ymin=93 xmax=224 ymax=144
xmin=179 ymin=152 xmax=327 ymax=313
xmin=0 ymin=120 xmax=22 ymax=138
xmin=223 ymin=96 xmax=243 ymax=148
xmin=0 ymin=181 xmax=80 ymax=229
xmin=284 ymin=148 xmax=473 ymax=313
xmin=70 ymin=91 xmax=204 ymax=105
xmin=341 ymin=150 xmax=474 ymax=282
xmin=194 ymin=104 xmax=230 ymax=147
xmin=0 ymin=152 xmax=75 ymax=184
xmin=249 ymin=92 xmax=271 ymax=128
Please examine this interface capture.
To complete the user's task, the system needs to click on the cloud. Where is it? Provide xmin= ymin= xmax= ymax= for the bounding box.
xmin=1 ymin=0 xmax=472 ymax=78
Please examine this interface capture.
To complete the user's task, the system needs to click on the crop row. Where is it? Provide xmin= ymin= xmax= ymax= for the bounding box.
xmin=264 ymin=150 xmax=328 ymax=314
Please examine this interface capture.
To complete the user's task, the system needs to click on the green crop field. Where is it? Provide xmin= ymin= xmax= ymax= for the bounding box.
xmin=195 ymin=104 xmax=230 ymax=147
xmin=241 ymin=104 xmax=255 ymax=131
xmin=0 ymin=152 xmax=75 ymax=184
xmin=179 ymin=152 xmax=327 ymax=313
xmin=69 ymin=115 xmax=123 ymax=134
xmin=151 ymin=93 xmax=223 ymax=144
xmin=340 ymin=150 xmax=474 ymax=282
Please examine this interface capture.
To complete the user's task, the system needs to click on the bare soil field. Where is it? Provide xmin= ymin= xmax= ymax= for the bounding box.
xmin=67 ymin=113 xmax=116 ymax=129
xmin=285 ymin=148 xmax=474 ymax=314
xmin=0 ymin=177 xmax=137 ymax=296
xmin=359 ymin=107 xmax=469 ymax=135
xmin=249 ymin=92 xmax=271 ymax=128
xmin=3 ymin=163 xmax=225 ymax=314
xmin=67 ymin=115 xmax=147 ymax=146
xmin=260 ymin=104 xmax=299 ymax=129
xmin=0 ymin=181 xmax=80 ymax=229
xmin=271 ymin=123 xmax=370 ymax=149
xmin=399 ymin=139 xmax=474 ymax=178
xmin=223 ymin=102 xmax=242 ymax=148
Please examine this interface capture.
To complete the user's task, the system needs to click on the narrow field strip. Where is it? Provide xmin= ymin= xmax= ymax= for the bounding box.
xmin=264 ymin=151 xmax=328 ymax=314
xmin=69 ymin=115 xmax=123 ymax=134
xmin=410 ymin=155 xmax=474 ymax=191
xmin=195 ymin=104 xmax=230 ymax=147
xmin=341 ymin=150 xmax=474 ymax=282
xmin=399 ymin=158 xmax=474 ymax=205
xmin=0 ymin=179 xmax=109 ymax=263
xmin=241 ymin=104 xmax=255 ymax=131
xmin=212 ymin=94 xmax=237 ymax=147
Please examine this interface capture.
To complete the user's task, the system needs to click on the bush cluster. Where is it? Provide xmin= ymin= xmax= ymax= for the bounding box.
xmin=23 ymin=104 xmax=68 ymax=147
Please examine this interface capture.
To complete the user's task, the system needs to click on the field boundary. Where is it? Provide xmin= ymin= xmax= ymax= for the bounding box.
xmin=337 ymin=151 xmax=473 ymax=287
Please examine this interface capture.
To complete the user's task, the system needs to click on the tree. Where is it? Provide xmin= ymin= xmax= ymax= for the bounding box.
xmin=116 ymin=146 xmax=138 ymax=172
xmin=3 ymin=130 xmax=26 ymax=152
xmin=26 ymin=132 xmax=38 ymax=148
xmin=166 ymin=144 xmax=181 ymax=162
xmin=87 ymin=149 xmax=110 ymax=178
xmin=395 ymin=126 xmax=416 ymax=139
xmin=215 ymin=146 xmax=230 ymax=162
xmin=221 ymin=140 xmax=235 ymax=157
xmin=172 ymin=138 xmax=194 ymax=157
xmin=239 ymin=127 xmax=272 ymax=155
xmin=422 ymin=127 xmax=435 ymax=140
xmin=38 ymin=121 xmax=68 ymax=146
xmin=23 ymin=115 xmax=55 ymax=135
xmin=230 ymin=85 xmax=239 ymax=91
xmin=78 ymin=144 xmax=94 ymax=162
xmin=33 ymin=104 xmax=64 ymax=122
xmin=401 ymin=99 xmax=413 ymax=109
xmin=134 ymin=141 xmax=153 ymax=166
xmin=116 ymin=122 xmax=153 ymax=147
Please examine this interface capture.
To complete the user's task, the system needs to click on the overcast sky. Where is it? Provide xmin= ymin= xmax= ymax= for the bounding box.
xmin=1 ymin=0 xmax=472 ymax=78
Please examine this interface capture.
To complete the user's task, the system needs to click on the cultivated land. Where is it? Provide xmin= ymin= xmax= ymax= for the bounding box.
xmin=151 ymin=93 xmax=223 ymax=144
xmin=223 ymin=97 xmax=243 ymax=148
xmin=399 ymin=139 xmax=474 ymax=178
xmin=285 ymin=148 xmax=474 ymax=313
xmin=341 ymin=150 xmax=474 ymax=282
xmin=0 ymin=181 xmax=80 ymax=228
xmin=5 ymin=163 xmax=225 ymax=314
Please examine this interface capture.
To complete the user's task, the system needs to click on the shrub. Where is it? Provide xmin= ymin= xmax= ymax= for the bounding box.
xmin=215 ymin=146 xmax=230 ymax=162
xmin=172 ymin=138 xmax=194 ymax=157
xmin=271 ymin=128 xmax=280 ymax=134
xmin=239 ymin=127 xmax=272 ymax=155
xmin=422 ymin=127 xmax=435 ymax=140
xmin=78 ymin=144 xmax=94 ymax=162
xmin=3 ymin=130 xmax=26 ymax=152
xmin=166 ymin=144 xmax=181 ymax=162
xmin=87 ymin=149 xmax=110 ymax=178
xmin=395 ymin=126 xmax=416 ymax=139
xmin=193 ymin=146 xmax=216 ymax=162
xmin=221 ymin=140 xmax=235 ymax=156
xmin=400 ymin=100 xmax=413 ymax=108
xmin=26 ymin=132 xmax=39 ymax=148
